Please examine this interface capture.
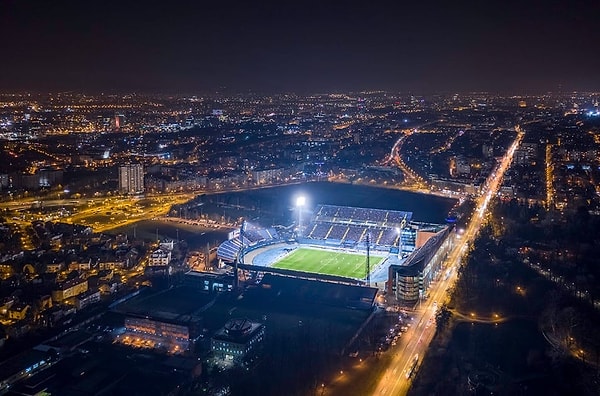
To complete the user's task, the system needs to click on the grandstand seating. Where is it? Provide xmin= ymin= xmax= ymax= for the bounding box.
xmin=303 ymin=205 xmax=413 ymax=249
xmin=217 ymin=238 xmax=243 ymax=263
xmin=386 ymin=211 xmax=408 ymax=224
xmin=217 ymin=225 xmax=280 ymax=263
xmin=378 ymin=228 xmax=398 ymax=246
xmin=316 ymin=205 xmax=411 ymax=226
xmin=244 ymin=228 xmax=263 ymax=243
xmin=337 ymin=206 xmax=356 ymax=220
xmin=242 ymin=225 xmax=279 ymax=243
xmin=309 ymin=222 xmax=332 ymax=239
xmin=328 ymin=224 xmax=348 ymax=240
xmin=344 ymin=225 xmax=366 ymax=243
xmin=316 ymin=205 xmax=339 ymax=219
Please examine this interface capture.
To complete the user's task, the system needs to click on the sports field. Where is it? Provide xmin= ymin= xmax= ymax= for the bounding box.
xmin=272 ymin=247 xmax=384 ymax=279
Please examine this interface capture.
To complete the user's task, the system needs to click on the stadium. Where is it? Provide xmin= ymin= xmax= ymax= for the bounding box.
xmin=217 ymin=201 xmax=456 ymax=304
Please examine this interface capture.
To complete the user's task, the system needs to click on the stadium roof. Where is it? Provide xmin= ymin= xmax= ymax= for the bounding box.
xmin=113 ymin=286 xmax=214 ymax=323
xmin=255 ymin=273 xmax=378 ymax=310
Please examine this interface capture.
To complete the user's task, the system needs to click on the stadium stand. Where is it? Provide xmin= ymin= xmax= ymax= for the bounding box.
xmin=309 ymin=222 xmax=332 ymax=239
xmin=216 ymin=239 xmax=243 ymax=263
xmin=316 ymin=205 xmax=339 ymax=219
xmin=304 ymin=205 xmax=412 ymax=249
xmin=217 ymin=224 xmax=280 ymax=263
xmin=328 ymin=224 xmax=348 ymax=240
xmin=378 ymin=228 xmax=399 ymax=246
xmin=337 ymin=206 xmax=356 ymax=220
xmin=344 ymin=225 xmax=366 ymax=244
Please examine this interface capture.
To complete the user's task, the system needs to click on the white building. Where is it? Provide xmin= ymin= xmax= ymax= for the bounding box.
xmin=119 ymin=164 xmax=144 ymax=194
xmin=149 ymin=248 xmax=171 ymax=267
xmin=251 ymin=167 xmax=284 ymax=185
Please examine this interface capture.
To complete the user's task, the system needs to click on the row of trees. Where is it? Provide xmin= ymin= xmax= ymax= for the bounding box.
xmin=421 ymin=196 xmax=600 ymax=395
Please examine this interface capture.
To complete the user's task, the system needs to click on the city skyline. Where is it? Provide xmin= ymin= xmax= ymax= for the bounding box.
xmin=1 ymin=1 xmax=600 ymax=394
xmin=1 ymin=0 xmax=599 ymax=94
xmin=0 ymin=89 xmax=599 ymax=394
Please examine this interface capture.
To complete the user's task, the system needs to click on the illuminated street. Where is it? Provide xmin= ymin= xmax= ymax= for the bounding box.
xmin=371 ymin=127 xmax=523 ymax=396
xmin=383 ymin=121 xmax=442 ymax=189
xmin=545 ymin=143 xmax=554 ymax=208
xmin=0 ymin=193 xmax=195 ymax=234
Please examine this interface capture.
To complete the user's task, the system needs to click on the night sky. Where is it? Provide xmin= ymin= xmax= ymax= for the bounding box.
xmin=1 ymin=0 xmax=599 ymax=94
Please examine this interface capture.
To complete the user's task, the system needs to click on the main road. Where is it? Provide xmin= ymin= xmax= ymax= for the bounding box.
xmin=382 ymin=120 xmax=442 ymax=188
xmin=371 ymin=126 xmax=523 ymax=396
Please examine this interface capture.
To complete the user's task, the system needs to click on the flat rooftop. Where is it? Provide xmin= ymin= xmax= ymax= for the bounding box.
xmin=212 ymin=318 xmax=264 ymax=343
xmin=257 ymin=273 xmax=377 ymax=310
xmin=114 ymin=286 xmax=216 ymax=322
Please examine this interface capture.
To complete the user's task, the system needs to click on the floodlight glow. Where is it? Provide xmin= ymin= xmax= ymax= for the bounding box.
xmin=296 ymin=196 xmax=306 ymax=207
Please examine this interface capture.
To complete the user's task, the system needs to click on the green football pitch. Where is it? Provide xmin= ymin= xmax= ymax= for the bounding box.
xmin=272 ymin=247 xmax=384 ymax=279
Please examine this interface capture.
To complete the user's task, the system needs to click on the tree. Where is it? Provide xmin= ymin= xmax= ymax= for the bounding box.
xmin=435 ymin=304 xmax=452 ymax=332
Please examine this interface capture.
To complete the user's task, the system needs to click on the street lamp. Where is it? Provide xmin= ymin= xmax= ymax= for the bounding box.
xmin=296 ymin=196 xmax=306 ymax=235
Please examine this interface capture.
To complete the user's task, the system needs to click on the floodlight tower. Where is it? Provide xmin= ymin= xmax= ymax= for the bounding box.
xmin=395 ymin=227 xmax=401 ymax=258
xmin=234 ymin=220 xmax=246 ymax=291
xmin=396 ymin=213 xmax=407 ymax=258
xmin=366 ymin=232 xmax=371 ymax=287
xmin=296 ymin=196 xmax=306 ymax=236
xmin=239 ymin=220 xmax=246 ymax=267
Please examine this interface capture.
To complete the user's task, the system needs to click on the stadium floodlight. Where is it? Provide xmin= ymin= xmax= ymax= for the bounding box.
xmin=296 ymin=196 xmax=306 ymax=235
xmin=396 ymin=227 xmax=402 ymax=258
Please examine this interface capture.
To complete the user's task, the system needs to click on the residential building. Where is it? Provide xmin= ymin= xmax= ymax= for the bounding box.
xmin=118 ymin=164 xmax=144 ymax=194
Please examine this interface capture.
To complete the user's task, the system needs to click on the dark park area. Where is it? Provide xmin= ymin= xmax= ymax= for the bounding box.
xmin=411 ymin=199 xmax=600 ymax=395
